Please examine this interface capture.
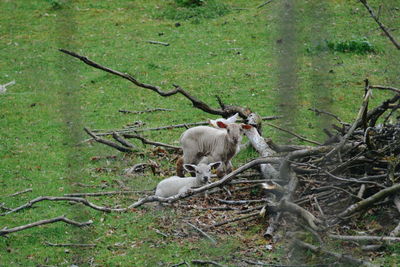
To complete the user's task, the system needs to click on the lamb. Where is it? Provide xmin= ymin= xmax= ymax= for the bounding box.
xmin=177 ymin=121 xmax=251 ymax=178
xmin=155 ymin=162 xmax=221 ymax=198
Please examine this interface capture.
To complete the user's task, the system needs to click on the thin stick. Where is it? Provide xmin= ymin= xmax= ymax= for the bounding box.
xmin=325 ymin=85 xmax=372 ymax=159
xmin=294 ymin=239 xmax=378 ymax=267
xmin=122 ymin=133 xmax=181 ymax=150
xmin=147 ymin=40 xmax=170 ymax=46
xmin=6 ymin=188 xmax=32 ymax=197
xmin=329 ymin=234 xmax=400 ymax=242
xmin=84 ymin=127 xmax=134 ymax=153
xmin=119 ymin=108 xmax=174 ymax=114
xmin=0 ymin=196 xmax=125 ymax=216
xmin=265 ymin=122 xmax=321 ymax=146
xmin=257 ymin=0 xmax=273 ymax=9
xmin=44 ymin=242 xmax=96 ymax=247
xmin=191 ymin=260 xmax=226 ymax=267
xmin=207 ymin=212 xmax=259 ymax=228
xmin=186 ymin=222 xmax=217 ymax=244
xmin=358 ymin=0 xmax=400 ymax=50
xmin=0 ymin=216 xmax=93 ymax=236
xmin=308 ymin=107 xmax=349 ymax=125
xmin=64 ymin=191 xmax=142 ymax=197
xmin=370 ymin=85 xmax=400 ymax=94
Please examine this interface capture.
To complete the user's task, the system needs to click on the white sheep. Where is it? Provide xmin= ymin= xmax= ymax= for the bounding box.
xmin=177 ymin=121 xmax=251 ymax=177
xmin=155 ymin=162 xmax=221 ymax=198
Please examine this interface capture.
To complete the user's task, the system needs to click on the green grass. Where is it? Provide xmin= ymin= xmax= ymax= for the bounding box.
xmin=1 ymin=0 xmax=399 ymax=265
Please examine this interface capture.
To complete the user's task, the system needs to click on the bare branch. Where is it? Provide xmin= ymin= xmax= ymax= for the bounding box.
xmin=358 ymin=0 xmax=400 ymax=50
xmin=84 ymin=127 xmax=134 ymax=153
xmin=186 ymin=222 xmax=217 ymax=244
xmin=122 ymin=133 xmax=181 ymax=151
xmin=370 ymin=85 xmax=400 ymax=94
xmin=118 ymin=108 xmax=174 ymax=114
xmin=0 ymin=216 xmax=93 ymax=236
xmin=265 ymin=122 xmax=322 ymax=146
xmin=6 ymin=188 xmax=32 ymax=197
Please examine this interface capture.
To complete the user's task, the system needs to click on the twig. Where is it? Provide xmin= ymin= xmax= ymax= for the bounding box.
xmin=6 ymin=188 xmax=32 ymax=197
xmin=308 ymin=108 xmax=349 ymax=125
xmin=122 ymin=133 xmax=181 ymax=151
xmin=207 ymin=212 xmax=259 ymax=228
xmin=0 ymin=196 xmax=126 ymax=216
xmin=370 ymin=85 xmax=400 ymax=94
xmin=63 ymin=191 xmax=142 ymax=197
xmin=265 ymin=122 xmax=321 ymax=146
xmin=191 ymin=260 xmax=226 ymax=267
xmin=119 ymin=108 xmax=174 ymax=114
xmin=0 ymin=216 xmax=93 ymax=236
xmin=44 ymin=242 xmax=96 ymax=247
xmin=147 ymin=40 xmax=170 ymax=46
xmin=257 ymin=0 xmax=273 ymax=9
xmin=358 ymin=0 xmax=400 ymax=50
xmin=215 ymin=199 xmax=268 ymax=205
xmin=112 ymin=132 xmax=136 ymax=149
xmin=335 ymin=183 xmax=400 ymax=223
xmin=84 ymin=127 xmax=134 ymax=153
xmin=325 ymin=84 xmax=372 ymax=159
xmin=329 ymin=234 xmax=400 ymax=242
xmin=293 ymin=239 xmax=377 ymax=267
xmin=59 ymin=49 xmax=247 ymax=117
xmin=186 ymin=222 xmax=216 ymax=244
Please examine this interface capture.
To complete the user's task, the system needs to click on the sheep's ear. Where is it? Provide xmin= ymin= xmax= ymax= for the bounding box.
xmin=183 ymin=164 xmax=197 ymax=173
xmin=241 ymin=124 xmax=252 ymax=130
xmin=217 ymin=121 xmax=227 ymax=128
xmin=209 ymin=161 xmax=222 ymax=170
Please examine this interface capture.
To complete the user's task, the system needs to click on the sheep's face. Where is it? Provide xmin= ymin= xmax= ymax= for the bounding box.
xmin=217 ymin=122 xmax=252 ymax=145
xmin=184 ymin=162 xmax=222 ymax=183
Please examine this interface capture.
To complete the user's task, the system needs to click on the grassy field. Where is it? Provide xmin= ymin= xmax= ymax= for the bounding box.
xmin=1 ymin=0 xmax=399 ymax=266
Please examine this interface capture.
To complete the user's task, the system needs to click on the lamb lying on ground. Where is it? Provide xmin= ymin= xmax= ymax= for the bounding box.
xmin=155 ymin=162 xmax=221 ymax=198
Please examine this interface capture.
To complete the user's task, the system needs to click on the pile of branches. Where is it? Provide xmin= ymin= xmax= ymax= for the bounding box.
xmin=2 ymin=49 xmax=399 ymax=266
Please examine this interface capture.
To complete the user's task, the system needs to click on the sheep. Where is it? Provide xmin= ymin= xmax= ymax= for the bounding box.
xmin=177 ymin=121 xmax=252 ymax=178
xmin=155 ymin=162 xmax=221 ymax=198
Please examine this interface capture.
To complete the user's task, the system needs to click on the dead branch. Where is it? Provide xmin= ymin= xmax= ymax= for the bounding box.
xmin=84 ymin=127 xmax=135 ymax=153
xmin=293 ymin=239 xmax=378 ymax=267
xmin=112 ymin=132 xmax=136 ymax=149
xmin=335 ymin=183 xmax=400 ymax=223
xmin=257 ymin=0 xmax=273 ymax=9
xmin=277 ymin=199 xmax=322 ymax=231
xmin=358 ymin=0 xmax=400 ymax=50
xmin=118 ymin=108 xmax=174 ymax=114
xmin=265 ymin=122 xmax=322 ymax=146
xmin=6 ymin=188 xmax=32 ymax=197
xmin=191 ymin=260 xmax=226 ymax=267
xmin=329 ymin=234 xmax=400 ymax=242
xmin=308 ymin=107 xmax=349 ymax=126
xmin=122 ymin=133 xmax=181 ymax=151
xmin=325 ymin=86 xmax=372 ymax=159
xmin=44 ymin=242 xmax=96 ymax=247
xmin=64 ymin=191 xmax=143 ymax=197
xmin=207 ymin=212 xmax=259 ymax=228
xmin=59 ymin=49 xmax=248 ymax=117
xmin=147 ymin=40 xmax=170 ymax=46
xmin=186 ymin=222 xmax=217 ymax=244
xmin=0 ymin=196 xmax=126 ymax=216
xmin=370 ymin=85 xmax=400 ymax=95
xmin=0 ymin=216 xmax=93 ymax=236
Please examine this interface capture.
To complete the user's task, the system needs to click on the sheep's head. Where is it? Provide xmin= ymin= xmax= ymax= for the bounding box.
xmin=184 ymin=162 xmax=222 ymax=183
xmin=216 ymin=121 xmax=252 ymax=144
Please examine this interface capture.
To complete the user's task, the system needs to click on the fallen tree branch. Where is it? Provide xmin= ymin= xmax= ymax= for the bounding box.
xmin=191 ymin=260 xmax=226 ymax=267
xmin=207 ymin=212 xmax=259 ymax=228
xmin=44 ymin=242 xmax=96 ymax=247
xmin=0 ymin=196 xmax=126 ymax=216
xmin=59 ymin=49 xmax=248 ymax=117
xmin=119 ymin=108 xmax=174 ymax=114
xmin=358 ymin=0 xmax=400 ymax=50
xmin=335 ymin=183 xmax=400 ymax=223
xmin=84 ymin=127 xmax=135 ymax=153
xmin=64 ymin=191 xmax=143 ymax=197
xmin=329 ymin=234 xmax=400 ymax=242
xmin=122 ymin=133 xmax=181 ymax=151
xmin=0 ymin=216 xmax=93 ymax=236
xmin=265 ymin=122 xmax=321 ymax=146
xmin=6 ymin=188 xmax=32 ymax=197
xmin=147 ymin=40 xmax=170 ymax=46
xmin=370 ymin=85 xmax=400 ymax=95
xmin=293 ymin=239 xmax=378 ymax=267
xmin=186 ymin=222 xmax=217 ymax=244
